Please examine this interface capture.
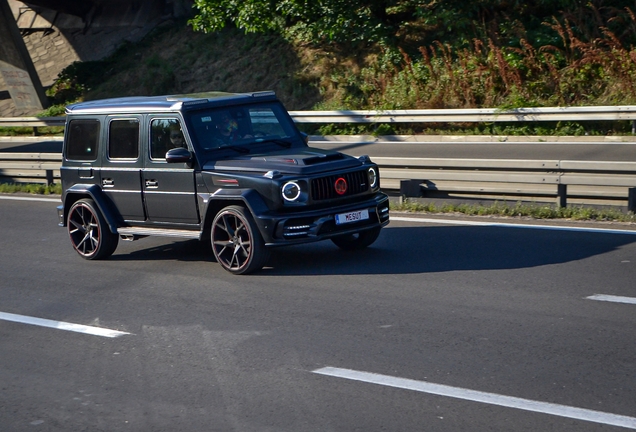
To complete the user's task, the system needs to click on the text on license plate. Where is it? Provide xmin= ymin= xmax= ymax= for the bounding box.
xmin=335 ymin=209 xmax=369 ymax=225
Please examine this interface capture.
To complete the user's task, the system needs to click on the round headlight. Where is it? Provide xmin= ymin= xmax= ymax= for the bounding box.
xmin=282 ymin=181 xmax=301 ymax=201
xmin=368 ymin=167 xmax=378 ymax=188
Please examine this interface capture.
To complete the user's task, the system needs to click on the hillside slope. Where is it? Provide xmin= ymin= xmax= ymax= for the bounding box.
xmin=78 ymin=21 xmax=323 ymax=111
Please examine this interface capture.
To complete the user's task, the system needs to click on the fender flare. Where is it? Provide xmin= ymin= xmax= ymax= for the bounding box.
xmin=62 ymin=184 xmax=121 ymax=234
xmin=203 ymin=188 xmax=270 ymax=226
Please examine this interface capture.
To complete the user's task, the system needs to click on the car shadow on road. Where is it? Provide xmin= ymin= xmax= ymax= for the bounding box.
xmin=261 ymin=224 xmax=636 ymax=275
xmin=111 ymin=224 xmax=636 ymax=275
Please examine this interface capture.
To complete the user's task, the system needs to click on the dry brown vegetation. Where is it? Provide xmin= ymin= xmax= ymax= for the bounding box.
xmin=45 ymin=8 xmax=636 ymax=136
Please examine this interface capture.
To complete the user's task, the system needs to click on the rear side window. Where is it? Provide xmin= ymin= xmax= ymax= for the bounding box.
xmin=108 ymin=119 xmax=140 ymax=160
xmin=66 ymin=119 xmax=99 ymax=161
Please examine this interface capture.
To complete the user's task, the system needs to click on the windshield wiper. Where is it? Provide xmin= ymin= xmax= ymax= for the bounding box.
xmin=215 ymin=144 xmax=250 ymax=154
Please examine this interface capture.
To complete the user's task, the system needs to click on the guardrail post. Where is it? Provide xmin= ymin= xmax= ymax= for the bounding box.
xmin=400 ymin=179 xmax=423 ymax=200
xmin=556 ymin=184 xmax=567 ymax=208
xmin=46 ymin=169 xmax=53 ymax=185
xmin=629 ymin=188 xmax=636 ymax=212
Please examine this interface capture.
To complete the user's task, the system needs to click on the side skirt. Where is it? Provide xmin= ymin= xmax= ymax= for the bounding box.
xmin=117 ymin=227 xmax=202 ymax=240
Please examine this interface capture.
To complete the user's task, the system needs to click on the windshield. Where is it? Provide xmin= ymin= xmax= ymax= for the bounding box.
xmin=185 ymin=102 xmax=303 ymax=157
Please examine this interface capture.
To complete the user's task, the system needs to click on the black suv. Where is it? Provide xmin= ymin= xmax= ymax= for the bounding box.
xmin=57 ymin=91 xmax=390 ymax=274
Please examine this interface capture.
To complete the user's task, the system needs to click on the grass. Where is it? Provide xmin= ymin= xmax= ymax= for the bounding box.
xmin=0 ymin=126 xmax=64 ymax=136
xmin=391 ymin=199 xmax=636 ymax=223
xmin=0 ymin=183 xmax=62 ymax=195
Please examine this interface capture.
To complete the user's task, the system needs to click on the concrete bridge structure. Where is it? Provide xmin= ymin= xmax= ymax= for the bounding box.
xmin=0 ymin=0 xmax=193 ymax=117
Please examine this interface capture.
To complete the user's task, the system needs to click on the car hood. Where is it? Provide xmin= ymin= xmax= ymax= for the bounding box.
xmin=203 ymin=147 xmax=365 ymax=175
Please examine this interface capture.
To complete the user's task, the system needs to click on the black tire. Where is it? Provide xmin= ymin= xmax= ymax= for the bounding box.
xmin=331 ymin=226 xmax=381 ymax=251
xmin=211 ymin=205 xmax=270 ymax=274
xmin=67 ymin=198 xmax=118 ymax=260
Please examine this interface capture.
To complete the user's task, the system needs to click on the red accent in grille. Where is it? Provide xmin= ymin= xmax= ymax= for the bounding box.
xmin=334 ymin=177 xmax=347 ymax=195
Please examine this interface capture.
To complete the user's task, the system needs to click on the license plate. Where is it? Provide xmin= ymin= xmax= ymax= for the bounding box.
xmin=335 ymin=209 xmax=369 ymax=225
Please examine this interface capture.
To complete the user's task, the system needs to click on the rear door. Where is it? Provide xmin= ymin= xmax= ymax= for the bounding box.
xmin=141 ymin=116 xmax=199 ymax=224
xmin=100 ymin=116 xmax=145 ymax=222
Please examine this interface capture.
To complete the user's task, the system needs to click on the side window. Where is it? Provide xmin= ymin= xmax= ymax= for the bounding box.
xmin=150 ymin=118 xmax=185 ymax=160
xmin=108 ymin=119 xmax=139 ymax=160
xmin=66 ymin=119 xmax=99 ymax=161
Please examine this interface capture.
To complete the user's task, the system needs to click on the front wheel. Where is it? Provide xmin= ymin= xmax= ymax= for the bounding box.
xmin=211 ymin=205 xmax=270 ymax=274
xmin=331 ymin=227 xmax=382 ymax=251
xmin=67 ymin=198 xmax=118 ymax=260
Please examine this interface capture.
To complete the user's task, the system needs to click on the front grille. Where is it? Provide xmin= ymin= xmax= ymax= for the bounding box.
xmin=311 ymin=170 xmax=368 ymax=201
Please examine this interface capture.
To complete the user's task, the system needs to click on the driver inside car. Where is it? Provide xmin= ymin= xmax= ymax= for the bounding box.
xmin=215 ymin=112 xmax=241 ymax=142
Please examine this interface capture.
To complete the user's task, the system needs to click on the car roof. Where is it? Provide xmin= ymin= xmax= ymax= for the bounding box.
xmin=65 ymin=91 xmax=278 ymax=115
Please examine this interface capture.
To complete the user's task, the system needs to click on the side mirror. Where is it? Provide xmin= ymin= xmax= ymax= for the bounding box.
xmin=300 ymin=132 xmax=309 ymax=145
xmin=165 ymin=147 xmax=192 ymax=163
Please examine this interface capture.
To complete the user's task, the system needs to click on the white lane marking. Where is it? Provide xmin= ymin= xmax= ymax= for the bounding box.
xmin=392 ymin=216 xmax=636 ymax=235
xmin=0 ymin=312 xmax=131 ymax=338
xmin=0 ymin=195 xmax=60 ymax=202
xmin=313 ymin=367 xmax=636 ymax=430
xmin=586 ymin=294 xmax=636 ymax=305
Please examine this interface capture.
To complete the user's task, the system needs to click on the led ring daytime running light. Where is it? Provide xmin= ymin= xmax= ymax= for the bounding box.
xmin=282 ymin=181 xmax=301 ymax=202
xmin=368 ymin=167 xmax=378 ymax=188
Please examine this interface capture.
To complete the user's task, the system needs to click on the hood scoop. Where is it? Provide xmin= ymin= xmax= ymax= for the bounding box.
xmin=207 ymin=147 xmax=360 ymax=175
xmin=302 ymin=152 xmax=345 ymax=165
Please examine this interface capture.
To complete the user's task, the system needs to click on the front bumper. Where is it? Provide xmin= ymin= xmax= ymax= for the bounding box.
xmin=255 ymin=192 xmax=390 ymax=246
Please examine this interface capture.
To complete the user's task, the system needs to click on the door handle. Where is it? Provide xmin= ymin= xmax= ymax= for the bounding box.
xmin=145 ymin=180 xmax=158 ymax=188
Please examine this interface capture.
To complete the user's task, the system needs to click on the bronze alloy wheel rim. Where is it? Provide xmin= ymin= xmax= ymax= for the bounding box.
xmin=212 ymin=211 xmax=253 ymax=271
xmin=68 ymin=202 xmax=101 ymax=257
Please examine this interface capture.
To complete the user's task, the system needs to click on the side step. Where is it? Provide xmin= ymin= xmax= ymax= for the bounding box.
xmin=117 ymin=227 xmax=202 ymax=240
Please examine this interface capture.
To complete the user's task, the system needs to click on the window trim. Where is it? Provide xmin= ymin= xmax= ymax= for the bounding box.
xmin=107 ymin=117 xmax=141 ymax=161
xmin=65 ymin=118 xmax=100 ymax=162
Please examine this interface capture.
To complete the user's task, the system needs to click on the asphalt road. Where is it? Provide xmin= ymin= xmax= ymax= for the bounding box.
xmin=1 ymin=196 xmax=636 ymax=431
xmin=315 ymin=138 xmax=636 ymax=162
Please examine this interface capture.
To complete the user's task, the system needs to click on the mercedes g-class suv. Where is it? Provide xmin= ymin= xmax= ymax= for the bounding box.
xmin=57 ymin=91 xmax=390 ymax=274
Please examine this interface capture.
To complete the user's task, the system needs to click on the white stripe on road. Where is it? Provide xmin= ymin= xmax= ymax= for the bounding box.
xmin=0 ymin=195 xmax=59 ymax=202
xmin=392 ymin=216 xmax=636 ymax=235
xmin=586 ymin=294 xmax=636 ymax=305
xmin=313 ymin=367 xmax=636 ymax=430
xmin=0 ymin=312 xmax=131 ymax=338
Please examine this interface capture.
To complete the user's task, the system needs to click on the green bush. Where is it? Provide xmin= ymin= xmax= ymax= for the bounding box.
xmin=391 ymin=199 xmax=636 ymax=222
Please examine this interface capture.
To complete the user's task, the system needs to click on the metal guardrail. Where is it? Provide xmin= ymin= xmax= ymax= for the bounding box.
xmin=2 ymin=105 xmax=636 ymax=129
xmin=1 ymin=107 xmax=636 ymax=210
xmin=375 ymin=157 xmax=636 ymax=211
xmin=0 ymin=152 xmax=61 ymax=184
xmin=0 ymin=151 xmax=634 ymax=210
xmin=0 ymin=117 xmax=66 ymax=127
xmin=0 ymin=117 xmax=66 ymax=136
xmin=289 ymin=106 xmax=636 ymax=124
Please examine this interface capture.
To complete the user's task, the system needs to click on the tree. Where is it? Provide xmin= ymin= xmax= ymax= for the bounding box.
xmin=189 ymin=0 xmax=636 ymax=50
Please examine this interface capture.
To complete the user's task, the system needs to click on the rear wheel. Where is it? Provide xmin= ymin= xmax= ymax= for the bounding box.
xmin=211 ymin=205 xmax=270 ymax=274
xmin=331 ymin=226 xmax=381 ymax=251
xmin=67 ymin=198 xmax=118 ymax=260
